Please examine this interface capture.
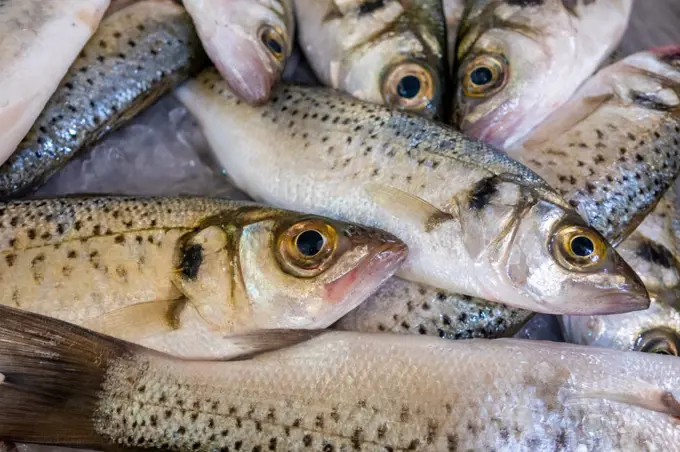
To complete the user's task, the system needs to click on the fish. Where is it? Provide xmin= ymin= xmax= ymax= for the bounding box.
xmin=0 ymin=196 xmax=406 ymax=358
xmin=176 ymin=69 xmax=650 ymax=315
xmin=2 ymin=305 xmax=680 ymax=451
xmin=334 ymin=277 xmax=533 ymax=338
xmin=293 ymin=0 xmax=448 ymax=119
xmin=507 ymin=46 xmax=680 ymax=245
xmin=0 ymin=0 xmax=110 ymax=168
xmin=443 ymin=0 xmax=466 ymax=74
xmin=561 ymin=192 xmax=680 ymax=354
xmin=0 ymin=0 xmax=209 ymax=200
xmin=182 ymin=0 xmax=294 ymax=105
xmin=454 ymin=0 xmax=633 ymax=149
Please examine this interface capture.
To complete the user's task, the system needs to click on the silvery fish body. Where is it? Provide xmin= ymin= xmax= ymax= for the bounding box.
xmin=0 ymin=0 xmax=209 ymax=199
xmin=176 ymin=69 xmax=649 ymax=315
xmin=0 ymin=0 xmax=109 ymax=167
xmin=1 ymin=306 xmax=680 ymax=451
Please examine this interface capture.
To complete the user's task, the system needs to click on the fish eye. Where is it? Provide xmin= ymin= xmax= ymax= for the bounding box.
xmin=258 ymin=25 xmax=286 ymax=61
xmin=550 ymin=224 xmax=608 ymax=272
xmin=295 ymin=230 xmax=325 ymax=257
xmin=381 ymin=61 xmax=436 ymax=111
xmin=634 ymin=328 xmax=680 ymax=356
xmin=276 ymin=219 xmax=338 ymax=277
xmin=461 ymin=54 xmax=507 ymax=98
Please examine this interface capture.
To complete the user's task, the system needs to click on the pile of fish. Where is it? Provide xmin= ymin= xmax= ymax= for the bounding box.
xmin=1 ymin=0 xmax=679 ymax=450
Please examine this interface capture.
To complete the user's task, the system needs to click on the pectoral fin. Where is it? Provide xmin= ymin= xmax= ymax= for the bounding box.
xmin=81 ymin=298 xmax=186 ymax=341
xmin=567 ymin=389 xmax=680 ymax=418
xmin=521 ymin=94 xmax=613 ymax=150
xmin=366 ymin=183 xmax=455 ymax=232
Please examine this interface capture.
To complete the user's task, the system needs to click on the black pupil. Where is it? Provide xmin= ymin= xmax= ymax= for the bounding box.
xmin=396 ymin=75 xmax=421 ymax=99
xmin=296 ymin=230 xmax=324 ymax=257
xmin=470 ymin=66 xmax=493 ymax=86
xmin=263 ymin=33 xmax=282 ymax=54
xmin=570 ymin=236 xmax=594 ymax=257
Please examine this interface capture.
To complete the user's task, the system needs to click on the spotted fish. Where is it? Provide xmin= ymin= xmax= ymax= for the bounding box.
xmin=0 ymin=0 xmax=209 ymax=199
xmin=508 ymin=46 xmax=680 ymax=246
xmin=334 ymin=277 xmax=533 ymax=339
xmin=2 ymin=306 xmax=680 ymax=451
xmin=0 ymin=0 xmax=110 ymax=168
xmin=176 ymin=68 xmax=650 ymax=315
xmin=0 ymin=196 xmax=406 ymax=358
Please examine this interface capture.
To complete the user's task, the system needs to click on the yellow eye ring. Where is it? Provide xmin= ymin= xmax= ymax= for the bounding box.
xmin=634 ymin=328 xmax=680 ymax=356
xmin=550 ymin=224 xmax=608 ymax=272
xmin=259 ymin=25 xmax=286 ymax=61
xmin=461 ymin=54 xmax=507 ymax=98
xmin=381 ymin=61 xmax=437 ymax=112
xmin=276 ymin=219 xmax=338 ymax=277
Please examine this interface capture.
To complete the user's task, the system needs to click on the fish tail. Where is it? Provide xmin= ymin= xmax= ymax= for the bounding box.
xmin=0 ymin=305 xmax=131 ymax=446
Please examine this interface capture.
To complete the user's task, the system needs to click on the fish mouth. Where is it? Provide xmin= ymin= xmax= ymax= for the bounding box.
xmin=585 ymin=291 xmax=651 ymax=315
xmin=323 ymin=241 xmax=408 ymax=306
xmin=459 ymin=102 xmax=526 ymax=149
xmin=210 ymin=31 xmax=281 ymax=106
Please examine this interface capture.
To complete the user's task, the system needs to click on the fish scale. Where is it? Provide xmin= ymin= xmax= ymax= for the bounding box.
xmin=0 ymin=0 xmax=209 ymax=199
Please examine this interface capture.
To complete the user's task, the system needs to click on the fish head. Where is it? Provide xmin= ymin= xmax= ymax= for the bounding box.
xmin=561 ymin=302 xmax=680 ymax=355
xmin=453 ymin=25 xmax=550 ymax=149
xmin=338 ymin=33 xmax=446 ymax=119
xmin=186 ymin=0 xmax=294 ymax=105
xmin=302 ymin=0 xmax=447 ymax=119
xmin=505 ymin=201 xmax=650 ymax=315
xmin=235 ymin=212 xmax=408 ymax=330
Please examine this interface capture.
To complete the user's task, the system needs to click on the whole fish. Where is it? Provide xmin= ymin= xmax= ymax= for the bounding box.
xmin=508 ymin=47 xmax=680 ymax=245
xmin=176 ymin=69 xmax=649 ymax=315
xmin=2 ymin=305 xmax=680 ymax=451
xmin=0 ymin=0 xmax=209 ymax=199
xmin=335 ymin=277 xmax=533 ymax=338
xmin=0 ymin=0 xmax=110 ymax=167
xmin=183 ymin=0 xmax=294 ymax=105
xmin=294 ymin=0 xmax=448 ymax=119
xmin=0 ymin=196 xmax=406 ymax=358
xmin=562 ymin=193 xmax=680 ymax=355
xmin=454 ymin=0 xmax=633 ymax=149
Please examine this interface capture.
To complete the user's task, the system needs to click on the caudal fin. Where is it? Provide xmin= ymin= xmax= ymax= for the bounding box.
xmin=0 ymin=305 xmax=131 ymax=446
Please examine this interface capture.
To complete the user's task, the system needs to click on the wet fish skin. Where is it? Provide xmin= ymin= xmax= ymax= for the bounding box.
xmin=0 ymin=0 xmax=110 ymax=168
xmin=334 ymin=277 xmax=533 ymax=339
xmin=508 ymin=47 xmax=680 ymax=246
xmin=454 ymin=0 xmax=633 ymax=149
xmin=294 ymin=0 xmax=448 ymax=119
xmin=176 ymin=69 xmax=650 ymax=315
xmin=183 ymin=0 xmax=294 ymax=105
xmin=0 ymin=0 xmax=209 ymax=199
xmin=0 ymin=196 xmax=406 ymax=358
xmin=2 ymin=305 xmax=680 ymax=451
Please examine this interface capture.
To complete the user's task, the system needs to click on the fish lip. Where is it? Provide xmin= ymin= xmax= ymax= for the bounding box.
xmin=585 ymin=291 xmax=651 ymax=315
xmin=220 ymin=57 xmax=280 ymax=106
xmin=322 ymin=241 xmax=408 ymax=305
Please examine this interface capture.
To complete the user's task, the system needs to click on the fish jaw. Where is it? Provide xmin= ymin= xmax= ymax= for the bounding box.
xmin=317 ymin=240 xmax=408 ymax=328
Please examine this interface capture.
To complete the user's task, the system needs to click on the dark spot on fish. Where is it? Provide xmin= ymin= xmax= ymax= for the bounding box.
xmin=400 ymin=406 xmax=410 ymax=422
xmin=303 ymin=435 xmax=313 ymax=447
xmin=358 ymin=0 xmax=385 ymax=15
xmin=5 ymin=254 xmax=17 ymax=267
xmin=351 ymin=428 xmax=363 ymax=449
xmin=593 ymin=154 xmax=605 ymax=164
xmin=636 ymin=240 xmax=675 ymax=269
xmin=27 ymin=229 xmax=36 ymax=240
xmin=447 ymin=434 xmax=458 ymax=451
xmin=628 ymin=132 xmax=637 ymax=141
xmin=330 ymin=408 xmax=340 ymax=422
xmin=585 ymin=182 xmax=596 ymax=194
xmin=115 ymin=235 xmax=125 ymax=244
xmin=635 ymin=153 xmax=644 ymax=162
xmin=469 ymin=177 xmax=498 ymax=210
